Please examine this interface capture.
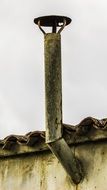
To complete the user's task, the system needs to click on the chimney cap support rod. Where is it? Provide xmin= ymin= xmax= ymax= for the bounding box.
xmin=34 ymin=15 xmax=72 ymax=34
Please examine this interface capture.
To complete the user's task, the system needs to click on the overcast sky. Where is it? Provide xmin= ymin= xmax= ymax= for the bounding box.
xmin=0 ymin=0 xmax=107 ymax=138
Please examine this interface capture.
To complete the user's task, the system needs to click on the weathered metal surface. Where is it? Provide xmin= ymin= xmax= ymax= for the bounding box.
xmin=34 ymin=16 xmax=107 ymax=186
xmin=44 ymin=33 xmax=83 ymax=184
xmin=34 ymin=15 xmax=71 ymax=27
xmin=49 ymin=138 xmax=83 ymax=184
xmin=44 ymin=33 xmax=62 ymax=143
xmin=34 ymin=15 xmax=71 ymax=34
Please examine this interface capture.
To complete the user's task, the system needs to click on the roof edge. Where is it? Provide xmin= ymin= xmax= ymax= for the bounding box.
xmin=0 ymin=117 xmax=107 ymax=157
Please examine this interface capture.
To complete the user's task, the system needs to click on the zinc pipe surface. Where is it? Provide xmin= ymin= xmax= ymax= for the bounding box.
xmin=48 ymin=138 xmax=83 ymax=184
xmin=44 ymin=33 xmax=83 ymax=184
xmin=44 ymin=33 xmax=62 ymax=143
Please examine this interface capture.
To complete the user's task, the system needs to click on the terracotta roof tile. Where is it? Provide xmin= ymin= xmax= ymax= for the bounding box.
xmin=0 ymin=117 xmax=107 ymax=154
xmin=63 ymin=117 xmax=107 ymax=135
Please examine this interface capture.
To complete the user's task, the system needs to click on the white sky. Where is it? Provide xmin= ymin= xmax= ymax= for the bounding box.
xmin=0 ymin=0 xmax=107 ymax=138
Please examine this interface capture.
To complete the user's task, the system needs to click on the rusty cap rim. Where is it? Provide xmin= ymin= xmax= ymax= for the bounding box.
xmin=34 ymin=15 xmax=72 ymax=27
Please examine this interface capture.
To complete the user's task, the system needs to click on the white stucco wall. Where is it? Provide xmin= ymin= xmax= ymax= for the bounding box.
xmin=0 ymin=142 xmax=106 ymax=190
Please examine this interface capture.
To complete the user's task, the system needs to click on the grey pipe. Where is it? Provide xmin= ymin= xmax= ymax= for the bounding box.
xmin=44 ymin=33 xmax=83 ymax=184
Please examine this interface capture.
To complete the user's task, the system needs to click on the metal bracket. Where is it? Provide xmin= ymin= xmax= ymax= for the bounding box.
xmin=34 ymin=15 xmax=71 ymax=34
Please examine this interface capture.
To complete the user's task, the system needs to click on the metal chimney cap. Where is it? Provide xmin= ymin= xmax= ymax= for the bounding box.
xmin=34 ymin=15 xmax=72 ymax=27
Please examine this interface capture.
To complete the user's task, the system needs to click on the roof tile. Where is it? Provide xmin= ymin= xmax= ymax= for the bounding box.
xmin=0 ymin=117 xmax=107 ymax=151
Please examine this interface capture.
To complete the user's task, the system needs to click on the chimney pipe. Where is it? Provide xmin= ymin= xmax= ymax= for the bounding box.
xmin=34 ymin=15 xmax=83 ymax=184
